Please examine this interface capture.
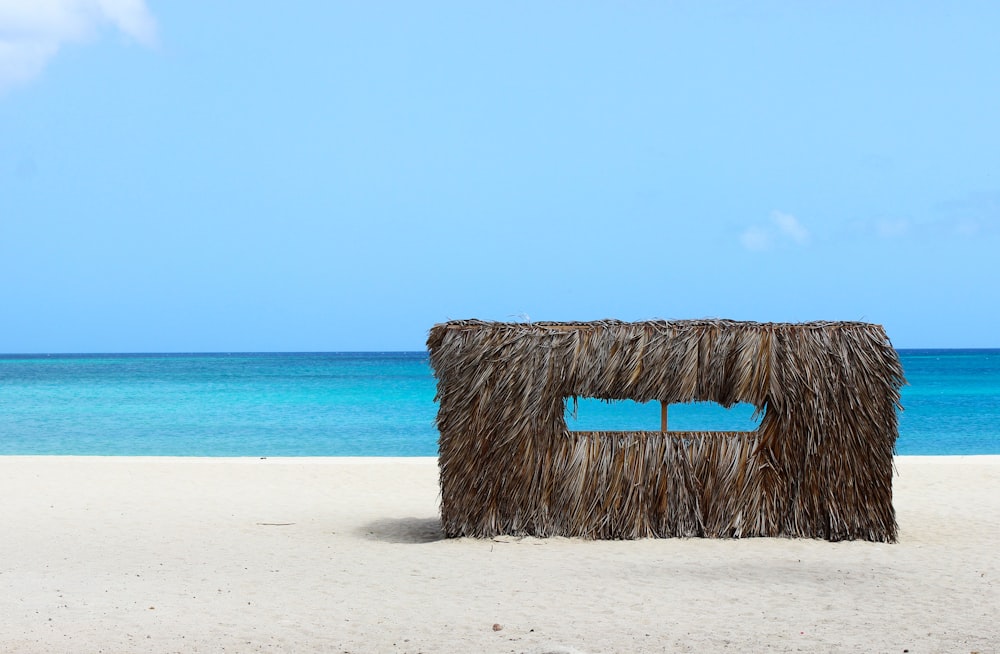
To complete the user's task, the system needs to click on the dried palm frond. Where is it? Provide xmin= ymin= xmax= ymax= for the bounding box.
xmin=428 ymin=319 xmax=905 ymax=542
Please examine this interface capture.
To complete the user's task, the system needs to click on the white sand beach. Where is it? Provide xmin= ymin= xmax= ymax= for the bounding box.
xmin=1 ymin=456 xmax=997 ymax=653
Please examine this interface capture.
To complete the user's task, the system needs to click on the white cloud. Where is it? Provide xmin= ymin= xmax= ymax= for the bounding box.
xmin=770 ymin=211 xmax=809 ymax=245
xmin=863 ymin=216 xmax=990 ymax=241
xmin=739 ymin=226 xmax=771 ymax=251
xmin=96 ymin=0 xmax=156 ymax=44
xmin=934 ymin=191 xmax=998 ymax=238
xmin=740 ymin=211 xmax=810 ymax=251
xmin=954 ymin=219 xmax=980 ymax=237
xmin=0 ymin=38 xmax=58 ymax=88
xmin=0 ymin=0 xmax=156 ymax=93
xmin=876 ymin=219 xmax=909 ymax=238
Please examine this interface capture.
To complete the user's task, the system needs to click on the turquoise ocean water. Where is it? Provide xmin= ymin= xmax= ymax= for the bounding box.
xmin=1 ymin=350 xmax=997 ymax=456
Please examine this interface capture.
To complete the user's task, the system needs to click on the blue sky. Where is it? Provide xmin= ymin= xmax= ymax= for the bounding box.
xmin=1 ymin=2 xmax=998 ymax=351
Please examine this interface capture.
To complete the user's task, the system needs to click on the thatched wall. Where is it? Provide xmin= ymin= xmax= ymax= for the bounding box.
xmin=427 ymin=319 xmax=905 ymax=542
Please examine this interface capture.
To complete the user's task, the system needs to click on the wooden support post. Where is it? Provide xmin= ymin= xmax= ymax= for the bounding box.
xmin=660 ymin=402 xmax=668 ymax=432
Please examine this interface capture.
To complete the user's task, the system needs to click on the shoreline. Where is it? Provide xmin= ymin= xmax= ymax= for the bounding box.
xmin=1 ymin=456 xmax=997 ymax=652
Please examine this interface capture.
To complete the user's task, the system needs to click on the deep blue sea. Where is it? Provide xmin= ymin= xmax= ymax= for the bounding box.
xmin=1 ymin=350 xmax=997 ymax=456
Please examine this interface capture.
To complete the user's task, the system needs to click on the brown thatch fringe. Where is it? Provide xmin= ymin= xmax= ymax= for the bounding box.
xmin=428 ymin=319 xmax=905 ymax=542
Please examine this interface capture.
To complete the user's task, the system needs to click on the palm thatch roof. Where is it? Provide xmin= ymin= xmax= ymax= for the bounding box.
xmin=428 ymin=319 xmax=905 ymax=542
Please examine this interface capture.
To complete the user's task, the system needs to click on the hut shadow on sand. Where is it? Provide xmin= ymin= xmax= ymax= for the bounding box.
xmin=428 ymin=319 xmax=905 ymax=542
xmin=362 ymin=517 xmax=446 ymax=544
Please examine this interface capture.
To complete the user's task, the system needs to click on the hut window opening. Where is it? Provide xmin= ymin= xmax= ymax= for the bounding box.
xmin=665 ymin=401 xmax=761 ymax=432
xmin=564 ymin=398 xmax=658 ymax=431
xmin=565 ymin=398 xmax=761 ymax=432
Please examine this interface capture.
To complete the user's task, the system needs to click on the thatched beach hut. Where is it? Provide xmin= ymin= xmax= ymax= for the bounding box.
xmin=428 ymin=319 xmax=905 ymax=542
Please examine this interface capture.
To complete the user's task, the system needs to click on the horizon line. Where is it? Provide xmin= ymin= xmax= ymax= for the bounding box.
xmin=3 ymin=347 xmax=999 ymax=357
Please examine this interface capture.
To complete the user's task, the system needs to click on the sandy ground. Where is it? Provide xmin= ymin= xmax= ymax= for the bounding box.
xmin=0 ymin=456 xmax=997 ymax=654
